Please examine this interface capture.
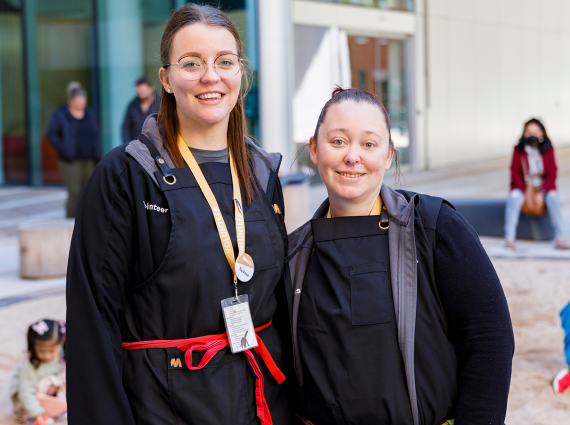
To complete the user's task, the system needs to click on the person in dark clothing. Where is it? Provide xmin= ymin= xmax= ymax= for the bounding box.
xmin=46 ymin=81 xmax=101 ymax=217
xmin=121 ymin=76 xmax=160 ymax=144
xmin=286 ymin=87 xmax=515 ymax=425
xmin=66 ymin=4 xmax=292 ymax=425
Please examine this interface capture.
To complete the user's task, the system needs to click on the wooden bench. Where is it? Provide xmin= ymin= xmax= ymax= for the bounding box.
xmin=450 ymin=199 xmax=555 ymax=240
xmin=19 ymin=219 xmax=74 ymax=279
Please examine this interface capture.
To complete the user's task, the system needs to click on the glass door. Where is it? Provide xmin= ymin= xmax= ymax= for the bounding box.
xmin=36 ymin=0 xmax=96 ymax=183
xmin=347 ymin=35 xmax=410 ymax=164
xmin=0 ymin=0 xmax=27 ymax=183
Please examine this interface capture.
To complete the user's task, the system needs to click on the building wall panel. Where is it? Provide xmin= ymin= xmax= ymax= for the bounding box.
xmin=426 ymin=0 xmax=570 ymax=169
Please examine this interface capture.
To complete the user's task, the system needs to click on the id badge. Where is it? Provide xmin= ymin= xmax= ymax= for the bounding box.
xmin=221 ymin=294 xmax=258 ymax=354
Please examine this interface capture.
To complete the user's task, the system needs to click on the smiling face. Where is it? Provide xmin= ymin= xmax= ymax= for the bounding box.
xmin=309 ymin=100 xmax=394 ymax=213
xmin=159 ymin=23 xmax=242 ymax=130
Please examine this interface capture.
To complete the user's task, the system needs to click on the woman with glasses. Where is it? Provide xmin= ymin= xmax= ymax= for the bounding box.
xmin=66 ymin=4 xmax=292 ymax=424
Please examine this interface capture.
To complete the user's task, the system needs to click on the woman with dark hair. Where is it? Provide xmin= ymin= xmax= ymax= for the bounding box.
xmin=286 ymin=87 xmax=514 ymax=425
xmin=66 ymin=4 xmax=291 ymax=424
xmin=504 ymin=118 xmax=567 ymax=249
xmin=46 ymin=81 xmax=100 ymax=217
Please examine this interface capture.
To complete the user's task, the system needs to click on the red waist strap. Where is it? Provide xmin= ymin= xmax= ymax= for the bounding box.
xmin=122 ymin=319 xmax=285 ymax=425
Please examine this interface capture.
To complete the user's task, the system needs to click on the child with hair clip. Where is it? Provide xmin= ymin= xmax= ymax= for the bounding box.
xmin=9 ymin=319 xmax=67 ymax=425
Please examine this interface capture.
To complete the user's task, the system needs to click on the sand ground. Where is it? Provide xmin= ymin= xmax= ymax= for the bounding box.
xmin=0 ymin=260 xmax=569 ymax=424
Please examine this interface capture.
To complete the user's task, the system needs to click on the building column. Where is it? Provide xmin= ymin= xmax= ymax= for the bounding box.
xmin=257 ymin=0 xmax=293 ymax=172
xmin=22 ymin=0 xmax=41 ymax=184
xmin=413 ymin=0 xmax=428 ymax=171
xmin=97 ymin=0 xmax=143 ymax=152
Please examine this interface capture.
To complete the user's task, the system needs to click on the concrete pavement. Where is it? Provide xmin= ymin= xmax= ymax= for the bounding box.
xmin=0 ymin=187 xmax=67 ymax=304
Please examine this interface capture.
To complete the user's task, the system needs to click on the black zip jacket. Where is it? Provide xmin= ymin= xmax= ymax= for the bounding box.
xmin=66 ymin=116 xmax=293 ymax=424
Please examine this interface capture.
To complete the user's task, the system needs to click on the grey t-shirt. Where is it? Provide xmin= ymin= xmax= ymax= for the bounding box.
xmin=188 ymin=146 xmax=229 ymax=164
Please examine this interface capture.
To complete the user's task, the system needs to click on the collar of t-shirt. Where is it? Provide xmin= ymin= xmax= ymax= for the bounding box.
xmin=188 ymin=146 xmax=229 ymax=164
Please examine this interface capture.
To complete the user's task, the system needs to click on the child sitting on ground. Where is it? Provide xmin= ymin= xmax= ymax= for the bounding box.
xmin=9 ymin=319 xmax=66 ymax=424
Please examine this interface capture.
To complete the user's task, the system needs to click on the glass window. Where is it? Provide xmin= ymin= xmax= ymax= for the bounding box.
xmin=293 ymin=27 xmax=411 ymax=171
xmin=142 ymin=0 xmax=172 ymax=89
xmin=36 ymin=0 xmax=96 ymax=183
xmin=347 ymin=35 xmax=410 ymax=163
xmin=192 ymin=0 xmax=259 ymax=140
xmin=0 ymin=0 xmax=27 ymax=183
xmin=298 ymin=0 xmax=414 ymax=12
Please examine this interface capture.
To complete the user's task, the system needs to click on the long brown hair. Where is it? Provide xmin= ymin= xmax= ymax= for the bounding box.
xmin=158 ymin=3 xmax=255 ymax=203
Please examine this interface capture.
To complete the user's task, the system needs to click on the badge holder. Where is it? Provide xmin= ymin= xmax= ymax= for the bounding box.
xmin=221 ymin=294 xmax=258 ymax=354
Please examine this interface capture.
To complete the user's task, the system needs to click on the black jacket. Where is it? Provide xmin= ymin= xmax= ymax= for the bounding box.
xmin=121 ymin=95 xmax=160 ymax=144
xmin=66 ymin=116 xmax=292 ymax=424
xmin=46 ymin=105 xmax=101 ymax=161
xmin=286 ymin=188 xmax=515 ymax=425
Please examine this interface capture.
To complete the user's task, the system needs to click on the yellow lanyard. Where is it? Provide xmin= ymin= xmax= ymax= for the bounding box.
xmin=327 ymin=195 xmax=382 ymax=218
xmin=177 ymin=135 xmax=245 ymax=284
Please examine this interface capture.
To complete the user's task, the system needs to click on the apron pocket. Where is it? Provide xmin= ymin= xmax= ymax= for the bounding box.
xmin=349 ymin=261 xmax=390 ymax=325
xmin=167 ymin=352 xmax=255 ymax=425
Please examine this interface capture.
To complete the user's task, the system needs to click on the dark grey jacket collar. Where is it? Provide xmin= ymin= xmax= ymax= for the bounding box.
xmin=125 ymin=114 xmax=281 ymax=192
xmin=286 ymin=185 xmax=420 ymax=425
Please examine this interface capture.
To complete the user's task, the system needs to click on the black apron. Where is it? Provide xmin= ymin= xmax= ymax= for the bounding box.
xmin=298 ymin=214 xmax=413 ymax=425
xmin=120 ymin=161 xmax=289 ymax=425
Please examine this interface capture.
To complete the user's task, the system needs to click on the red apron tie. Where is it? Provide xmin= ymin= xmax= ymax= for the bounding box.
xmin=122 ymin=319 xmax=285 ymax=424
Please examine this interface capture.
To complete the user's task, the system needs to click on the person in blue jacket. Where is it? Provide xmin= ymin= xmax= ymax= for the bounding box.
xmin=46 ymin=82 xmax=100 ymax=217
xmin=553 ymin=302 xmax=570 ymax=394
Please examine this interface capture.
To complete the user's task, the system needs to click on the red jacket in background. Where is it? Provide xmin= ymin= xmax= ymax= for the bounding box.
xmin=509 ymin=145 xmax=557 ymax=193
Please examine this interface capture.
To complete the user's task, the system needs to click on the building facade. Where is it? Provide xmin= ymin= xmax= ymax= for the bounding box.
xmin=2 ymin=0 xmax=570 ymax=184
xmin=0 ymin=0 xmax=257 ymax=184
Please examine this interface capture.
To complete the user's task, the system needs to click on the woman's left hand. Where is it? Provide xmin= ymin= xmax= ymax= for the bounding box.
xmin=535 ymin=192 xmax=545 ymax=206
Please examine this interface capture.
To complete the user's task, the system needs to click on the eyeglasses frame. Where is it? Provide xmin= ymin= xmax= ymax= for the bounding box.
xmin=163 ymin=53 xmax=243 ymax=81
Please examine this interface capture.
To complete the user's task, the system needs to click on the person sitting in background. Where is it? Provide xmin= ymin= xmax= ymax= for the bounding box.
xmin=46 ymin=82 xmax=101 ymax=218
xmin=504 ymin=118 xmax=567 ymax=249
xmin=121 ymin=76 xmax=160 ymax=144
xmin=10 ymin=320 xmax=66 ymax=425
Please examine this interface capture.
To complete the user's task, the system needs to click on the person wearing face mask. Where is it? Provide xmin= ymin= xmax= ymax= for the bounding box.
xmin=285 ymin=87 xmax=514 ymax=425
xmin=504 ymin=118 xmax=567 ymax=249
xmin=65 ymin=4 xmax=292 ymax=424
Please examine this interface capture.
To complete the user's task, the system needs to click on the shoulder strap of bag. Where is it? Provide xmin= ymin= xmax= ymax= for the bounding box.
xmin=520 ymin=155 xmax=530 ymax=180
xmin=396 ymin=189 xmax=454 ymax=342
xmin=395 ymin=189 xmax=454 ymax=251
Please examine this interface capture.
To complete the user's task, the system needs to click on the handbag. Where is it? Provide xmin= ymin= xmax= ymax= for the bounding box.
xmin=520 ymin=157 xmax=547 ymax=217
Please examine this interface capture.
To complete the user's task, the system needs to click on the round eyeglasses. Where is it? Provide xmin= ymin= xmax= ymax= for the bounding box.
xmin=164 ymin=53 xmax=243 ymax=81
